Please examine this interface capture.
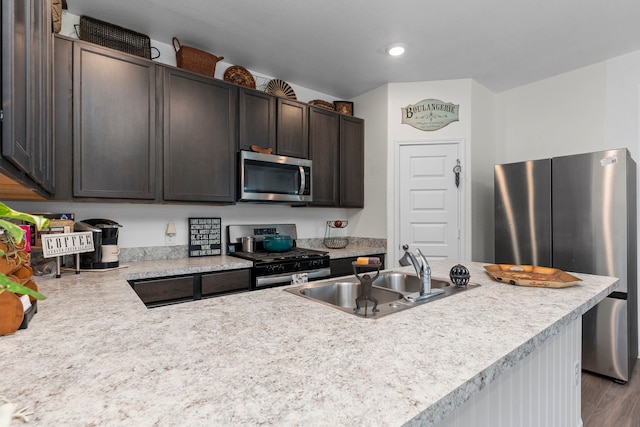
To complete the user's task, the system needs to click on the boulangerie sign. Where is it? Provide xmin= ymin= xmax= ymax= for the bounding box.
xmin=401 ymin=98 xmax=459 ymax=131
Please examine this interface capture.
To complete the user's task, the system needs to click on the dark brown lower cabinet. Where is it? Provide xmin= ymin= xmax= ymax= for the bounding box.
xmin=201 ymin=270 xmax=251 ymax=297
xmin=329 ymin=254 xmax=385 ymax=278
xmin=130 ymin=275 xmax=194 ymax=306
xmin=129 ymin=269 xmax=250 ymax=307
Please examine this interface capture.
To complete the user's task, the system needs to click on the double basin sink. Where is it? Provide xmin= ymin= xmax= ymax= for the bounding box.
xmin=285 ymin=271 xmax=480 ymax=318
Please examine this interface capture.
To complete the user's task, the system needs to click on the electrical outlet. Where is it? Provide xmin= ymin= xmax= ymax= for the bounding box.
xmin=165 ymin=234 xmax=176 ymax=245
xmin=574 ymin=361 xmax=581 ymax=386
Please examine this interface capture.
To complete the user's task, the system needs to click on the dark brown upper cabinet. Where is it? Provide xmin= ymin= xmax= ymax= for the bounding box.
xmin=72 ymin=42 xmax=157 ymax=199
xmin=162 ymin=67 xmax=237 ymax=203
xmin=237 ymin=88 xmax=276 ymax=153
xmin=308 ymin=106 xmax=340 ymax=206
xmin=52 ymin=35 xmax=73 ymax=201
xmin=29 ymin=0 xmax=54 ymax=193
xmin=308 ymin=107 xmax=364 ymax=207
xmin=1 ymin=0 xmax=54 ymax=196
xmin=276 ymin=98 xmax=308 ymax=159
xmin=340 ymin=115 xmax=365 ymax=208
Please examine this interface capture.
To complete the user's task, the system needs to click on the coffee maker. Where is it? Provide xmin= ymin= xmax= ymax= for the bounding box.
xmin=75 ymin=219 xmax=122 ymax=269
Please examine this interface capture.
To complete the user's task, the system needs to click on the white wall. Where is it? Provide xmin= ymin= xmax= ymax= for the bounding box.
xmin=604 ymin=50 xmax=640 ymax=161
xmin=349 ymin=85 xmax=389 ymax=239
xmin=495 ymin=62 xmax=608 ymax=164
xmin=385 ymin=80 xmax=474 ymax=263
xmin=469 ymin=80 xmax=497 ymax=262
xmin=7 ymin=201 xmax=348 ymax=249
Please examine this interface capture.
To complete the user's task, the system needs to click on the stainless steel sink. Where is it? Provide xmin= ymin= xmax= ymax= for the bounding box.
xmin=372 ymin=272 xmax=450 ymax=293
xmin=299 ymin=281 xmax=404 ymax=308
xmin=285 ymin=271 xmax=480 ymax=318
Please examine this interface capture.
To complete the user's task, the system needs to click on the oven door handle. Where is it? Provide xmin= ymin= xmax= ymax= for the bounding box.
xmin=298 ymin=166 xmax=306 ymax=196
xmin=255 ymin=268 xmax=331 ymax=287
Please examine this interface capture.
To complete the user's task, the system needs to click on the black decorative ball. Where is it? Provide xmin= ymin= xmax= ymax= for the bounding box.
xmin=449 ymin=264 xmax=470 ymax=287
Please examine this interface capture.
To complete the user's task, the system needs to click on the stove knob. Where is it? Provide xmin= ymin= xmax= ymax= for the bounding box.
xmin=294 ymin=262 xmax=301 ymax=269
xmin=267 ymin=265 xmax=280 ymax=273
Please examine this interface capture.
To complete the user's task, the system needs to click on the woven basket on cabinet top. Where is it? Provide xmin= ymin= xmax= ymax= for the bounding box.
xmin=78 ymin=15 xmax=153 ymax=59
xmin=172 ymin=37 xmax=224 ymax=77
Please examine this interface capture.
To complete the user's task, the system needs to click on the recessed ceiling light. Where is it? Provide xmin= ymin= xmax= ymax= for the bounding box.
xmin=386 ymin=45 xmax=406 ymax=56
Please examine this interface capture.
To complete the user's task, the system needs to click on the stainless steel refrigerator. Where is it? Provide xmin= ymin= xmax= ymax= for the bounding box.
xmin=494 ymin=148 xmax=638 ymax=383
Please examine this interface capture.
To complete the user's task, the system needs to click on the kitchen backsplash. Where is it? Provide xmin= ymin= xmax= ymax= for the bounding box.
xmin=296 ymin=237 xmax=387 ymax=250
xmin=119 ymin=237 xmax=387 ymax=262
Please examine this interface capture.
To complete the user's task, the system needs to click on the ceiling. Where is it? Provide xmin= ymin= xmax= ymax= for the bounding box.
xmin=66 ymin=0 xmax=640 ymax=99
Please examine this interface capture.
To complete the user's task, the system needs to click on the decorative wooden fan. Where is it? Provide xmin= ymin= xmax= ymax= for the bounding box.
xmin=266 ymin=79 xmax=296 ymax=99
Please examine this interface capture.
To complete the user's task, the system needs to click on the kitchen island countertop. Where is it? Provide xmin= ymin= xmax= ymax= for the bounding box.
xmin=0 ymin=259 xmax=617 ymax=426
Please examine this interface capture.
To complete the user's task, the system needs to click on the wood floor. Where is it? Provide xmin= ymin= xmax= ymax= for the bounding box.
xmin=582 ymin=362 xmax=640 ymax=427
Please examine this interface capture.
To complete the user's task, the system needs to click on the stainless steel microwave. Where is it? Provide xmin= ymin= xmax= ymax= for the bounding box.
xmin=239 ymin=151 xmax=312 ymax=203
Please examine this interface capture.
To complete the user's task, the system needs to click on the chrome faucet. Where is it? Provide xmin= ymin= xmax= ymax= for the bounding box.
xmin=401 ymin=245 xmax=432 ymax=297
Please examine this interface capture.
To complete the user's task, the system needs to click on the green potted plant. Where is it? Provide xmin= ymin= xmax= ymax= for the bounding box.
xmin=0 ymin=202 xmax=49 ymax=335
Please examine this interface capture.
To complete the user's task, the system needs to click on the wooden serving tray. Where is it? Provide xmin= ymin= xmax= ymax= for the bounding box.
xmin=484 ymin=264 xmax=581 ymax=288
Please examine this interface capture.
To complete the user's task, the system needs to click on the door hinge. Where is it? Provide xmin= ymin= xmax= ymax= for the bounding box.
xmin=0 ymin=109 xmax=3 ymax=122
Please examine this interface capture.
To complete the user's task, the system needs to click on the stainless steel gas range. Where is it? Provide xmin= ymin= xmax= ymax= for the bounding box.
xmin=227 ymin=224 xmax=330 ymax=289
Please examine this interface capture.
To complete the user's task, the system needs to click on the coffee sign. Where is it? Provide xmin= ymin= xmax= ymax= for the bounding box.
xmin=401 ymin=99 xmax=459 ymax=131
xmin=41 ymin=231 xmax=94 ymax=258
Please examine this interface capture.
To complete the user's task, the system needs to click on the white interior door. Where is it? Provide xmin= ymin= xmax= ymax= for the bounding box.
xmin=397 ymin=141 xmax=462 ymax=264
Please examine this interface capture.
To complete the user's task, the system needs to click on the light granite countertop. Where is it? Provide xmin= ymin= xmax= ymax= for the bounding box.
xmin=1 ymin=259 xmax=617 ymax=426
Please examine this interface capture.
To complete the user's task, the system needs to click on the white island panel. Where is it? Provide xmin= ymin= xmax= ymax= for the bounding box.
xmin=438 ymin=317 xmax=581 ymax=427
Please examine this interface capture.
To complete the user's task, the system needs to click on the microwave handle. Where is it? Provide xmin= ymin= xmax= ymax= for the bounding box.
xmin=298 ymin=166 xmax=306 ymax=195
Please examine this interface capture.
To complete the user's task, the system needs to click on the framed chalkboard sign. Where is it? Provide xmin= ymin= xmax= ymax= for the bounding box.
xmin=188 ymin=217 xmax=222 ymax=257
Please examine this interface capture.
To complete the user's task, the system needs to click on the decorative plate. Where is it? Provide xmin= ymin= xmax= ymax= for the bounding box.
xmin=266 ymin=79 xmax=296 ymax=99
xmin=334 ymin=101 xmax=354 ymax=116
xmin=309 ymin=99 xmax=335 ymax=111
xmin=223 ymin=65 xmax=256 ymax=89
xmin=484 ymin=264 xmax=582 ymax=288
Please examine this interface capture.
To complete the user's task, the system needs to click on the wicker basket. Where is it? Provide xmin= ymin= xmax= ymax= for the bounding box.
xmin=323 ymin=237 xmax=349 ymax=249
xmin=78 ymin=16 xmax=154 ymax=59
xmin=323 ymin=220 xmax=349 ymax=249
xmin=173 ymin=37 xmax=224 ymax=77
xmin=51 ymin=0 xmax=62 ymax=33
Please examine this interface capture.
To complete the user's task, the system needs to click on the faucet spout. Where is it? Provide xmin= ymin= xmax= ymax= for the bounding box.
xmin=416 ymin=249 xmax=431 ymax=295
xmin=402 ymin=246 xmax=432 ymax=296
xmin=407 ymin=251 xmax=422 ymax=278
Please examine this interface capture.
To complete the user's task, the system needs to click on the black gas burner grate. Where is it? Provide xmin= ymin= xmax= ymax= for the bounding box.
xmin=233 ymin=247 xmax=328 ymax=263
